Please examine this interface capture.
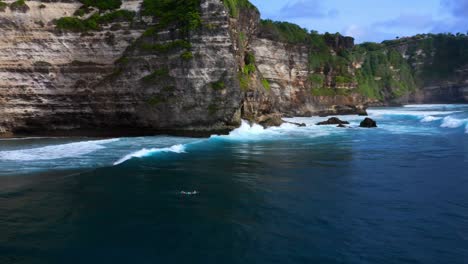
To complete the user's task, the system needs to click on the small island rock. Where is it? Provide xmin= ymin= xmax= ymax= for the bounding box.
xmin=360 ymin=118 xmax=377 ymax=128
xmin=316 ymin=117 xmax=350 ymax=126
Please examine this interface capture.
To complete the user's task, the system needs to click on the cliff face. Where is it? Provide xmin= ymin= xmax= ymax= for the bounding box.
xmin=248 ymin=35 xmax=367 ymax=118
xmin=96 ymin=0 xmax=242 ymax=135
xmin=0 ymin=0 xmax=466 ymax=137
xmin=237 ymin=13 xmax=367 ymax=121
xmin=0 ymin=0 xmax=145 ymax=136
xmin=389 ymin=35 xmax=468 ymax=103
xmin=0 ymin=0 xmax=241 ymax=137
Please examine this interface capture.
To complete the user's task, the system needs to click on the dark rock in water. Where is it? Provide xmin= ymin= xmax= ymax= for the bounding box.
xmin=316 ymin=117 xmax=350 ymax=126
xmin=360 ymin=118 xmax=377 ymax=128
xmin=337 ymin=124 xmax=347 ymax=128
xmin=257 ymin=114 xmax=283 ymax=128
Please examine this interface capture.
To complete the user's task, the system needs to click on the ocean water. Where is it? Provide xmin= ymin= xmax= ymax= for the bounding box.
xmin=0 ymin=104 xmax=467 ymax=264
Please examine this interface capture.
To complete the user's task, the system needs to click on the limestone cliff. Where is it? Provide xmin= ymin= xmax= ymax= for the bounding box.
xmin=0 ymin=0 xmax=465 ymax=137
xmin=388 ymin=35 xmax=468 ymax=103
xmin=0 ymin=0 xmax=145 ymax=136
xmin=0 ymin=0 xmax=243 ymax=137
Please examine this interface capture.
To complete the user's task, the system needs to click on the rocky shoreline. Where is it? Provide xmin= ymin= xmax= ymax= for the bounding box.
xmin=0 ymin=0 xmax=466 ymax=138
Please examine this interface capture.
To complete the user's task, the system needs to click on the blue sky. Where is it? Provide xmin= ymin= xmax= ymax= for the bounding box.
xmin=249 ymin=0 xmax=468 ymax=43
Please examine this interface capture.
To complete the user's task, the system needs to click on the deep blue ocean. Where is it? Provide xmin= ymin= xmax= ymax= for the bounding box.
xmin=0 ymin=105 xmax=467 ymax=264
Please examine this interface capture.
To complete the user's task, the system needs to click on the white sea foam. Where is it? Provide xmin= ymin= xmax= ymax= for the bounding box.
xmin=420 ymin=116 xmax=442 ymax=123
xmin=180 ymin=190 xmax=198 ymax=195
xmin=0 ymin=139 xmax=119 ymax=161
xmin=113 ymin=144 xmax=186 ymax=165
xmin=217 ymin=120 xmax=267 ymax=140
xmin=211 ymin=120 xmax=332 ymax=141
xmin=369 ymin=109 xmax=458 ymax=118
xmin=404 ymin=104 xmax=449 ymax=108
xmin=440 ymin=116 xmax=468 ymax=128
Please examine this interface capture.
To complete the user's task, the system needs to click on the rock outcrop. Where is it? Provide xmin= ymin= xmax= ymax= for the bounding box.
xmin=316 ymin=117 xmax=349 ymax=126
xmin=360 ymin=118 xmax=377 ymax=128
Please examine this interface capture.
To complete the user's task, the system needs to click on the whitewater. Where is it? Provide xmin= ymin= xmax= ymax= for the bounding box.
xmin=0 ymin=104 xmax=467 ymax=176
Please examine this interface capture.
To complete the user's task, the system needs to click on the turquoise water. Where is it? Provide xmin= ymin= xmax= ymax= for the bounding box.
xmin=0 ymin=105 xmax=467 ymax=263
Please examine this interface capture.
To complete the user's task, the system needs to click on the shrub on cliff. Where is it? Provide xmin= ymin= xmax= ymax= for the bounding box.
xmin=55 ymin=10 xmax=135 ymax=32
xmin=10 ymin=0 xmax=30 ymax=12
xmin=222 ymin=0 xmax=257 ymax=17
xmin=0 ymin=1 xmax=7 ymax=12
xmin=353 ymin=45 xmax=415 ymax=99
xmin=97 ymin=10 xmax=135 ymax=24
xmin=55 ymin=16 xmax=99 ymax=32
xmin=142 ymin=0 xmax=201 ymax=33
xmin=259 ymin=20 xmax=310 ymax=44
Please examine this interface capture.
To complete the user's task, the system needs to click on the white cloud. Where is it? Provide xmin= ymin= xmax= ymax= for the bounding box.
xmin=279 ymin=0 xmax=339 ymax=19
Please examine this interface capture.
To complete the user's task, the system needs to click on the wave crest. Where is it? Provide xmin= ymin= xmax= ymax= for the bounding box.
xmin=420 ymin=116 xmax=442 ymax=123
xmin=0 ymin=139 xmax=118 ymax=161
xmin=441 ymin=116 xmax=468 ymax=128
xmin=113 ymin=144 xmax=186 ymax=165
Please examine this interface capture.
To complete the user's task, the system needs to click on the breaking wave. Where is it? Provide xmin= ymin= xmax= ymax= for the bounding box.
xmin=211 ymin=120 xmax=332 ymax=142
xmin=369 ymin=109 xmax=458 ymax=118
xmin=440 ymin=116 xmax=468 ymax=129
xmin=420 ymin=116 xmax=442 ymax=123
xmin=0 ymin=139 xmax=119 ymax=161
xmin=113 ymin=144 xmax=186 ymax=165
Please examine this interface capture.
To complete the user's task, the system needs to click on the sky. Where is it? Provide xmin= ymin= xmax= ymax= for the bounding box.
xmin=249 ymin=0 xmax=468 ymax=43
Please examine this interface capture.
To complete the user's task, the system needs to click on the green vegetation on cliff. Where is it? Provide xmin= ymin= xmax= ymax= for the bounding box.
xmin=140 ymin=40 xmax=192 ymax=53
xmin=142 ymin=0 xmax=201 ymax=33
xmin=141 ymin=68 xmax=170 ymax=84
xmin=259 ymin=20 xmax=310 ymax=44
xmin=9 ymin=0 xmax=29 ymax=11
xmin=384 ymin=34 xmax=468 ymax=84
xmin=353 ymin=44 xmax=416 ymax=99
xmin=138 ymin=0 xmax=201 ymax=69
xmin=257 ymin=17 xmax=418 ymax=100
xmin=223 ymin=0 xmax=257 ymax=17
xmin=261 ymin=79 xmax=270 ymax=91
xmin=0 ymin=1 xmax=8 ymax=12
xmin=55 ymin=10 xmax=135 ymax=32
xmin=239 ymin=52 xmax=256 ymax=90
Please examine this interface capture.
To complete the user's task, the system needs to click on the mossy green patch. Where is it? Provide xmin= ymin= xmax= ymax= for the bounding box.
xmin=261 ymin=79 xmax=270 ymax=91
xmin=55 ymin=10 xmax=135 ymax=32
xmin=211 ymin=81 xmax=225 ymax=90
xmin=311 ymin=88 xmax=351 ymax=97
xmin=142 ymin=0 xmax=201 ymax=33
xmin=140 ymin=40 xmax=192 ymax=53
xmin=0 ymin=1 xmax=8 ymax=11
xmin=180 ymin=51 xmax=194 ymax=60
xmin=147 ymin=95 xmax=165 ymax=106
xmin=222 ymin=0 xmax=257 ymax=18
xmin=10 ymin=0 xmax=29 ymax=11
xmin=309 ymin=73 xmax=324 ymax=89
xmin=141 ymin=68 xmax=170 ymax=83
